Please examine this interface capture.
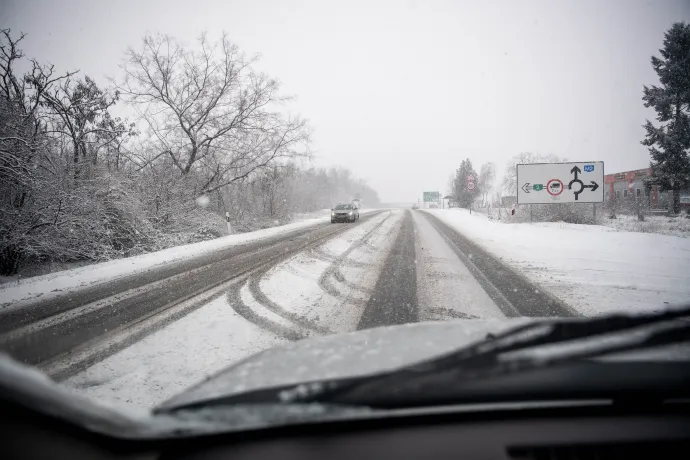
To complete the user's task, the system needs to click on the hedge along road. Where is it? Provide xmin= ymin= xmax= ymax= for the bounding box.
xmin=0 ymin=211 xmax=386 ymax=367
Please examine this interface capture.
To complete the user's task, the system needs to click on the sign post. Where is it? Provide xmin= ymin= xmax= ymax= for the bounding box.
xmin=225 ymin=211 xmax=232 ymax=234
xmin=466 ymin=174 xmax=477 ymax=214
xmin=516 ymin=162 xmax=604 ymax=205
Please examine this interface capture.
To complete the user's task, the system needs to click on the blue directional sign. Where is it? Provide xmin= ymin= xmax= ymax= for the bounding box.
xmin=584 ymin=164 xmax=594 ymax=172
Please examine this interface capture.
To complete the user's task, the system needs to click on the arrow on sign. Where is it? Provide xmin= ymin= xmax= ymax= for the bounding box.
xmin=522 ymin=183 xmax=531 ymax=194
xmin=569 ymin=178 xmax=599 ymax=201
xmin=570 ymin=165 xmax=581 ymax=181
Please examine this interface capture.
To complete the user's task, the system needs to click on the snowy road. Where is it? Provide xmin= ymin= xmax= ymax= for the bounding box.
xmin=3 ymin=207 xmax=685 ymax=410
xmin=58 ymin=209 xmax=579 ymax=409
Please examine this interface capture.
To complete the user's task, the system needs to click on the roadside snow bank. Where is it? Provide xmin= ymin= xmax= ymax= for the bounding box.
xmin=602 ymin=214 xmax=690 ymax=237
xmin=423 ymin=209 xmax=690 ymax=316
xmin=0 ymin=212 xmax=335 ymax=308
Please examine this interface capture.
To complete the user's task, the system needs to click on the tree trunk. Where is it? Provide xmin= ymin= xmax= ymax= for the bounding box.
xmin=673 ymin=185 xmax=681 ymax=215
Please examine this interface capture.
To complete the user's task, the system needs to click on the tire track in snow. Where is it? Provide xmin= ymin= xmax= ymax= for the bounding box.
xmin=307 ymin=247 xmax=373 ymax=268
xmin=316 ymin=211 xmax=392 ymax=302
xmin=425 ymin=306 xmax=479 ymax=320
xmin=332 ymin=266 xmax=374 ymax=296
xmin=227 ymin=281 xmax=309 ymax=341
xmin=358 ymin=210 xmax=418 ymax=329
xmin=247 ymin=268 xmax=334 ymax=335
xmin=229 ymin=211 xmax=395 ymax=339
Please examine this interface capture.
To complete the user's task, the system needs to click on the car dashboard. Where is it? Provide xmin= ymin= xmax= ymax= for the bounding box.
xmin=4 ymin=398 xmax=690 ymax=460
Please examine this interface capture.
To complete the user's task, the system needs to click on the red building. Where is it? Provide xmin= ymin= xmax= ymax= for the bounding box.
xmin=604 ymin=168 xmax=689 ymax=210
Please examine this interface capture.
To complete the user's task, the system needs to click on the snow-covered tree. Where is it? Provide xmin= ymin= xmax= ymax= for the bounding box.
xmin=117 ymin=33 xmax=310 ymax=195
xmin=477 ymin=162 xmax=496 ymax=206
xmin=501 ymin=152 xmax=565 ymax=195
xmin=453 ymin=159 xmax=479 ymax=208
xmin=642 ymin=22 xmax=690 ymax=215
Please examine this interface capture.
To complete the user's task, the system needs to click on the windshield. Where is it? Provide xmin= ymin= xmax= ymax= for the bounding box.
xmin=1 ymin=0 xmax=689 ymax=420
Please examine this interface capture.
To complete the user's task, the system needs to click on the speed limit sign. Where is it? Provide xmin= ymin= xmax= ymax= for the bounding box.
xmin=466 ymin=181 xmax=476 ymax=191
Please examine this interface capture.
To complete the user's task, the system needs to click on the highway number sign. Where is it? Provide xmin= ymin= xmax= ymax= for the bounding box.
xmin=517 ymin=162 xmax=604 ymax=204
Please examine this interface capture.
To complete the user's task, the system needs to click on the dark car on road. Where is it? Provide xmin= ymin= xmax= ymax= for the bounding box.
xmin=331 ymin=203 xmax=359 ymax=223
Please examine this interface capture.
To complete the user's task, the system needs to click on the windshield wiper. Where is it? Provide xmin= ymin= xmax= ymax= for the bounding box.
xmin=302 ymin=305 xmax=690 ymax=405
xmin=160 ymin=305 xmax=690 ymax=412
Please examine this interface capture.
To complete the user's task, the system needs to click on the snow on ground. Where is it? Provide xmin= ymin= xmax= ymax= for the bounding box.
xmin=412 ymin=212 xmax=506 ymax=321
xmin=473 ymin=205 xmax=690 ymax=238
xmin=0 ymin=209 xmax=378 ymax=309
xmin=255 ymin=210 xmax=403 ymax=334
xmin=602 ymin=214 xmax=690 ymax=237
xmin=65 ymin=293 xmax=287 ymax=410
xmin=423 ymin=209 xmax=690 ymax=316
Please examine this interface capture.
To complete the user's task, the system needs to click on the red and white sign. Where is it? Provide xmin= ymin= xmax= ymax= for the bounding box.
xmin=466 ymin=174 xmax=476 ymax=182
xmin=466 ymin=181 xmax=476 ymax=191
xmin=546 ymin=178 xmax=564 ymax=196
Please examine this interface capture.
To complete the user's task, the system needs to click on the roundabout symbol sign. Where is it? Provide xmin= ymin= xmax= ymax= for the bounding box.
xmin=567 ymin=165 xmax=599 ymax=201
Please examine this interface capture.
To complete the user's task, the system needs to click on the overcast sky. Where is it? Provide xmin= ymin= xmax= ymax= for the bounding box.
xmin=2 ymin=0 xmax=689 ymax=202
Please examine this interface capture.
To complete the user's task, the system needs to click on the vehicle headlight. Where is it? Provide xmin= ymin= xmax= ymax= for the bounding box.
xmin=348 ymin=211 xmax=353 ymax=215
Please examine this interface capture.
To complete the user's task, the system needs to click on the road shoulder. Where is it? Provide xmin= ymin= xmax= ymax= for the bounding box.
xmin=418 ymin=211 xmax=577 ymax=317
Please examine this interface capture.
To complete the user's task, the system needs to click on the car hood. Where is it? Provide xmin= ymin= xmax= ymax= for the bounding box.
xmin=3 ymin=315 xmax=688 ymax=439
xmin=158 ymin=317 xmax=536 ymax=411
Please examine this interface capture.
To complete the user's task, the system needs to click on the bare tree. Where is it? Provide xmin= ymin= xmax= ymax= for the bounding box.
xmin=117 ymin=32 xmax=310 ymax=195
xmin=1 ymin=30 xmax=148 ymax=275
xmin=0 ymin=29 xmax=73 ymax=273
xmin=477 ymin=162 xmax=496 ymax=206
xmin=40 ymin=75 xmax=133 ymax=178
xmin=501 ymin=152 xmax=565 ymax=195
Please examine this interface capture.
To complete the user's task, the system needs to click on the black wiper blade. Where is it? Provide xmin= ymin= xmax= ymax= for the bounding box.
xmin=403 ymin=304 xmax=690 ymax=373
xmin=292 ymin=304 xmax=690 ymax=405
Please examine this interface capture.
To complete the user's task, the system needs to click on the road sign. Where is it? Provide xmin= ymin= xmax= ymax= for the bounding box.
xmin=466 ymin=174 xmax=476 ymax=182
xmin=466 ymin=181 xmax=476 ymax=191
xmin=516 ymin=162 xmax=604 ymax=204
xmin=546 ymin=178 xmax=564 ymax=196
xmin=423 ymin=191 xmax=441 ymax=202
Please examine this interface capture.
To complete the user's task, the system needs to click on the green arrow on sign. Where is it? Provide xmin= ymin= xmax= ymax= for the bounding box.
xmin=532 ymin=184 xmax=544 ymax=191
